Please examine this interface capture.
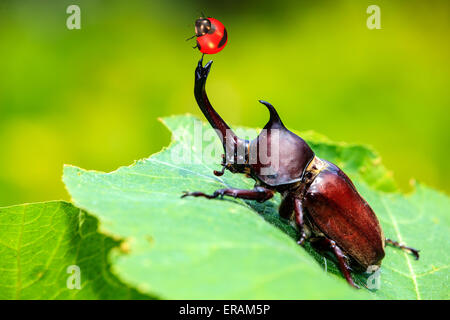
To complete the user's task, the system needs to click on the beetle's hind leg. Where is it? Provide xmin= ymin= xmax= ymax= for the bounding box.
xmin=181 ymin=186 xmax=274 ymax=203
xmin=385 ymin=238 xmax=420 ymax=260
xmin=310 ymin=237 xmax=359 ymax=289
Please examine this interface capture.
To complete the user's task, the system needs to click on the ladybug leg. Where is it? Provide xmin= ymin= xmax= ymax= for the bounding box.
xmin=310 ymin=237 xmax=359 ymax=289
xmin=181 ymin=186 xmax=274 ymax=203
xmin=386 ymin=238 xmax=420 ymax=260
xmin=294 ymin=198 xmax=307 ymax=246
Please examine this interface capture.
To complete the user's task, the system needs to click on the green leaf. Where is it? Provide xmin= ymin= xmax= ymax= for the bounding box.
xmin=63 ymin=115 xmax=449 ymax=299
xmin=62 ymin=115 xmax=365 ymax=299
xmin=0 ymin=201 xmax=152 ymax=299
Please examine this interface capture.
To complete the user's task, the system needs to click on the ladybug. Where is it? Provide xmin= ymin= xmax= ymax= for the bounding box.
xmin=192 ymin=17 xmax=228 ymax=54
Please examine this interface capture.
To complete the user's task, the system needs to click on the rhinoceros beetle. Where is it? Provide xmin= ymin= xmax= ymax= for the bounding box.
xmin=182 ymin=58 xmax=420 ymax=288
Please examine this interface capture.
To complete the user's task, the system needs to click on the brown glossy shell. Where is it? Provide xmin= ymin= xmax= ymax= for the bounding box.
xmin=303 ymin=160 xmax=385 ymax=268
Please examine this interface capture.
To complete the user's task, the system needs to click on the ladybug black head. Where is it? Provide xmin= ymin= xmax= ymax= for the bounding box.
xmin=195 ymin=18 xmax=212 ymax=36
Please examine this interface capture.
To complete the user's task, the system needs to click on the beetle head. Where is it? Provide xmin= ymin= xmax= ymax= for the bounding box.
xmin=194 ymin=59 xmax=314 ymax=185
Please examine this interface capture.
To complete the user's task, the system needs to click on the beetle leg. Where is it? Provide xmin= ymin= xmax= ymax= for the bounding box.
xmin=213 ymin=165 xmax=226 ymax=176
xmin=294 ymin=198 xmax=307 ymax=246
xmin=385 ymin=238 xmax=420 ymax=260
xmin=181 ymin=186 xmax=274 ymax=203
xmin=311 ymin=237 xmax=359 ymax=289
xmin=278 ymin=194 xmax=295 ymax=219
xmin=213 ymin=154 xmax=227 ymax=176
xmin=278 ymin=196 xmax=308 ymax=245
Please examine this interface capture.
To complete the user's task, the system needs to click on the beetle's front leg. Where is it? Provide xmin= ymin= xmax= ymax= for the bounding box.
xmin=386 ymin=238 xmax=420 ymax=260
xmin=310 ymin=237 xmax=359 ymax=289
xmin=213 ymin=154 xmax=227 ymax=176
xmin=181 ymin=186 xmax=274 ymax=203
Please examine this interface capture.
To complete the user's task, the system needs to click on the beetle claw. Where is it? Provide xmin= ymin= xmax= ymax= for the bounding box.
xmin=213 ymin=168 xmax=225 ymax=176
xmin=385 ymin=238 xmax=420 ymax=260
xmin=297 ymin=234 xmax=307 ymax=246
xmin=181 ymin=191 xmax=190 ymax=198
xmin=410 ymin=249 xmax=420 ymax=260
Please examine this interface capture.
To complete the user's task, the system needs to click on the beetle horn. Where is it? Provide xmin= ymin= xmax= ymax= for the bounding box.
xmin=194 ymin=58 xmax=245 ymax=155
xmin=258 ymin=100 xmax=286 ymax=129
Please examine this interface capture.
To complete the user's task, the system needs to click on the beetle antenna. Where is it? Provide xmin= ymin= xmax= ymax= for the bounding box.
xmin=186 ymin=34 xmax=196 ymax=41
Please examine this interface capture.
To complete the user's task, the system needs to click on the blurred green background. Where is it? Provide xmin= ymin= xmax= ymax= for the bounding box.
xmin=0 ymin=0 xmax=448 ymax=206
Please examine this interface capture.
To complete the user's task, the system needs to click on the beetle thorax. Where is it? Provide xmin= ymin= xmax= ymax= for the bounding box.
xmin=302 ymin=156 xmax=327 ymax=184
